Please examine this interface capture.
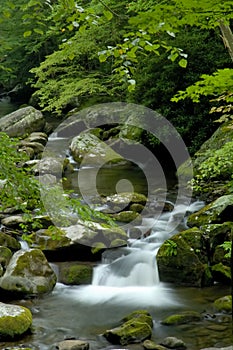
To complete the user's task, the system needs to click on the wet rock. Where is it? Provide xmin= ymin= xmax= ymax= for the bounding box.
xmin=200 ymin=347 xmax=233 ymax=350
xmin=70 ymin=131 xmax=125 ymax=166
xmin=33 ymin=156 xmax=63 ymax=176
xmin=143 ymin=340 xmax=167 ymax=349
xmin=24 ymin=131 xmax=48 ymax=146
xmin=19 ymin=140 xmax=45 ymax=155
xmin=161 ymin=310 xmax=202 ymax=325
xmin=211 ymin=263 xmax=231 ymax=285
xmin=114 ymin=211 xmax=142 ymax=224
xmin=59 ymin=263 xmax=93 ymax=285
xmin=0 ymin=106 xmax=45 ymax=137
xmin=0 ymin=231 xmax=21 ymax=251
xmin=55 ymin=339 xmax=89 ymax=350
xmin=214 ymin=295 xmax=232 ymax=313
xmin=103 ymin=310 xmax=153 ymax=345
xmin=160 ymin=336 xmax=186 ymax=349
xmin=201 ymin=222 xmax=233 ymax=254
xmin=0 ymin=302 xmax=32 ymax=339
xmin=1 ymin=215 xmax=25 ymax=228
xmin=187 ymin=195 xmax=233 ymax=227
xmin=105 ymin=192 xmax=147 ymax=212
xmin=0 ymin=246 xmax=13 ymax=273
xmin=0 ymin=248 xmax=57 ymax=296
xmin=157 ymin=229 xmax=211 ymax=287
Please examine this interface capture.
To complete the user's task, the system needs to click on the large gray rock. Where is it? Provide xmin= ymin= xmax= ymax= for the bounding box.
xmin=0 ymin=106 xmax=45 ymax=137
xmin=0 ymin=248 xmax=57 ymax=296
xmin=70 ymin=131 xmax=125 ymax=166
xmin=0 ymin=302 xmax=32 ymax=339
xmin=56 ymin=340 xmax=89 ymax=350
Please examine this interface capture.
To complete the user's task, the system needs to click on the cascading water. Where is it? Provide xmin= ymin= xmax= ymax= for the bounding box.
xmin=68 ymin=199 xmax=205 ymax=309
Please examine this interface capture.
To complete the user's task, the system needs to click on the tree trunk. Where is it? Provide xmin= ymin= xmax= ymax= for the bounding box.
xmin=219 ymin=21 xmax=233 ymax=63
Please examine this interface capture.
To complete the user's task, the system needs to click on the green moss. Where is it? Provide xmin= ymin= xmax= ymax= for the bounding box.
xmin=0 ymin=305 xmax=32 ymax=338
xmin=214 ymin=295 xmax=232 ymax=313
xmin=211 ymin=262 xmax=231 ymax=285
xmin=114 ymin=211 xmax=141 ymax=223
xmin=60 ymin=264 xmax=93 ymax=285
xmin=161 ymin=311 xmax=202 ymax=325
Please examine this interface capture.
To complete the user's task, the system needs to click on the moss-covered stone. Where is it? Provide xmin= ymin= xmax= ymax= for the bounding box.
xmin=214 ymin=295 xmax=232 ymax=313
xmin=211 ymin=263 xmax=231 ymax=285
xmin=187 ymin=195 xmax=233 ymax=227
xmin=201 ymin=222 xmax=233 ymax=251
xmin=0 ymin=249 xmax=57 ymax=296
xmin=130 ymin=203 xmax=145 ymax=213
xmin=114 ymin=211 xmax=142 ymax=224
xmin=0 ymin=232 xmax=21 ymax=251
xmin=161 ymin=311 xmax=202 ymax=325
xmin=0 ymin=302 xmax=32 ymax=339
xmin=157 ymin=232 xmax=209 ymax=287
xmin=0 ymin=246 xmax=12 ymax=272
xmin=59 ymin=264 xmax=93 ymax=285
xmin=143 ymin=340 xmax=167 ymax=350
xmin=103 ymin=309 xmax=153 ymax=345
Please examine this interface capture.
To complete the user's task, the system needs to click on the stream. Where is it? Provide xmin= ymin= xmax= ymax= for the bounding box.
xmin=0 ymin=105 xmax=232 ymax=350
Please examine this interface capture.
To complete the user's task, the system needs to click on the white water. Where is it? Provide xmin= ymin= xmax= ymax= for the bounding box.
xmin=63 ymin=200 xmax=205 ymax=309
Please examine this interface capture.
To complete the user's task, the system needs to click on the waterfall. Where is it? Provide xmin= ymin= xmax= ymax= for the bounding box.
xmin=69 ymin=200 xmax=205 ymax=308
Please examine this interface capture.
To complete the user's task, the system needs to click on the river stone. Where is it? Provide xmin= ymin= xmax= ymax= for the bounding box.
xmin=211 ymin=263 xmax=231 ymax=285
xmin=113 ymin=211 xmax=142 ymax=224
xmin=56 ymin=340 xmax=89 ymax=350
xmin=0 ymin=106 xmax=45 ymax=137
xmin=161 ymin=310 xmax=202 ymax=325
xmin=0 ymin=231 xmax=21 ymax=250
xmin=0 ymin=248 xmax=57 ymax=296
xmin=105 ymin=192 xmax=147 ymax=212
xmin=59 ymin=263 xmax=93 ymax=285
xmin=187 ymin=195 xmax=233 ymax=227
xmin=70 ymin=131 xmax=125 ymax=165
xmin=0 ymin=302 xmax=32 ymax=339
xmin=200 ymin=347 xmax=233 ymax=350
xmin=143 ymin=340 xmax=167 ymax=350
xmin=24 ymin=132 xmax=48 ymax=146
xmin=103 ymin=309 xmax=153 ymax=345
xmin=1 ymin=215 xmax=25 ymax=228
xmin=160 ymin=336 xmax=186 ymax=349
xmin=214 ymin=295 xmax=232 ymax=313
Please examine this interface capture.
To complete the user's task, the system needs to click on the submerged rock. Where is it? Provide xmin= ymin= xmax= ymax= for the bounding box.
xmin=0 ymin=302 xmax=32 ymax=339
xmin=0 ymin=248 xmax=57 ymax=296
xmin=160 ymin=336 xmax=186 ymax=349
xmin=103 ymin=310 xmax=153 ymax=345
xmin=161 ymin=310 xmax=202 ymax=325
xmin=59 ymin=263 xmax=93 ymax=285
xmin=55 ymin=339 xmax=89 ymax=350
xmin=143 ymin=339 xmax=167 ymax=349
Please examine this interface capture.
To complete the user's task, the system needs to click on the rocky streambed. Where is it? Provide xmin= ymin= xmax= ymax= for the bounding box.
xmin=0 ymin=105 xmax=232 ymax=349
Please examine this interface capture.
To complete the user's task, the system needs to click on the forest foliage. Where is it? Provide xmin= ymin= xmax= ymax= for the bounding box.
xmin=0 ymin=0 xmax=233 ymax=152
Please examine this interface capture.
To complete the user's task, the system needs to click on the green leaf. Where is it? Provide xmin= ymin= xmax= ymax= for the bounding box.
xmin=179 ymin=58 xmax=188 ymax=68
xmin=23 ymin=30 xmax=32 ymax=37
xmin=103 ymin=10 xmax=113 ymax=21
xmin=33 ymin=28 xmax=44 ymax=35
xmin=98 ymin=54 xmax=107 ymax=63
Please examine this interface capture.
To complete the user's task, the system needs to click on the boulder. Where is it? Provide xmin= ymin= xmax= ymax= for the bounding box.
xmin=160 ymin=337 xmax=186 ymax=349
xmin=143 ymin=340 xmax=167 ymax=350
xmin=0 ymin=106 xmax=45 ymax=137
xmin=187 ymin=195 xmax=233 ymax=227
xmin=157 ymin=229 xmax=212 ymax=287
xmin=0 ymin=232 xmax=21 ymax=251
xmin=211 ymin=263 xmax=231 ymax=285
xmin=103 ymin=310 xmax=153 ymax=345
xmin=0 ymin=248 xmax=57 ymax=296
xmin=0 ymin=247 xmax=13 ymax=274
xmin=70 ymin=131 xmax=125 ymax=166
xmin=161 ymin=311 xmax=202 ymax=325
xmin=59 ymin=263 xmax=93 ymax=285
xmin=0 ymin=302 xmax=32 ymax=339
xmin=105 ymin=192 xmax=147 ymax=212
xmin=213 ymin=295 xmax=232 ymax=313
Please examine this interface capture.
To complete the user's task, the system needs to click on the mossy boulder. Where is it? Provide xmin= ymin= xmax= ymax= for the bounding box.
xmin=0 ymin=302 xmax=32 ymax=339
xmin=113 ymin=211 xmax=142 ymax=224
xmin=105 ymin=192 xmax=147 ymax=212
xmin=211 ymin=263 xmax=231 ymax=285
xmin=0 ymin=232 xmax=21 ymax=251
xmin=214 ymin=295 xmax=232 ymax=313
xmin=59 ymin=263 xmax=93 ymax=285
xmin=187 ymin=195 xmax=233 ymax=227
xmin=157 ymin=230 xmax=210 ymax=287
xmin=161 ymin=311 xmax=202 ymax=325
xmin=70 ymin=131 xmax=125 ymax=165
xmin=0 ymin=246 xmax=12 ymax=274
xmin=103 ymin=310 xmax=153 ymax=345
xmin=0 ymin=248 xmax=57 ymax=296
xmin=201 ymin=222 xmax=233 ymax=252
